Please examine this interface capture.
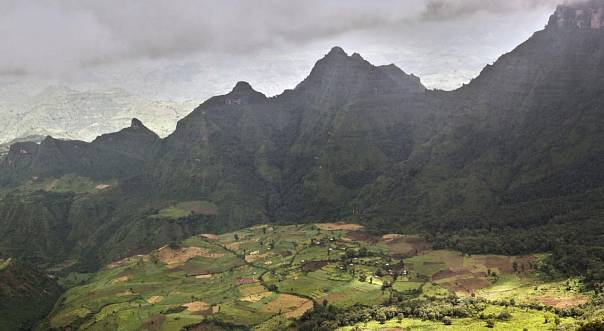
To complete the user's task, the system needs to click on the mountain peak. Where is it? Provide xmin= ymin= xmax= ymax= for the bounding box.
xmin=294 ymin=47 xmax=424 ymax=107
xmin=232 ymin=81 xmax=254 ymax=93
xmin=326 ymin=46 xmax=347 ymax=57
xmin=126 ymin=118 xmax=157 ymax=137
xmin=548 ymin=0 xmax=604 ymax=30
xmin=131 ymin=118 xmax=144 ymax=129
xmin=351 ymin=52 xmax=364 ymax=60
xmin=225 ymin=81 xmax=266 ymax=101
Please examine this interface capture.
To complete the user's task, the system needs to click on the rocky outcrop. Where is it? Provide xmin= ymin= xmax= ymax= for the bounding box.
xmin=295 ymin=47 xmax=425 ymax=108
xmin=549 ymin=0 xmax=604 ymax=30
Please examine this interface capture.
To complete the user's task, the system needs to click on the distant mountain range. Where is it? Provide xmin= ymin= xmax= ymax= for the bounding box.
xmin=0 ymin=86 xmax=196 ymax=145
xmin=0 ymin=0 xmax=603 ymax=288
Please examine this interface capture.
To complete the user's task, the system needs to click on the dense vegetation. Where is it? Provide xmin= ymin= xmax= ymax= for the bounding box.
xmin=0 ymin=259 xmax=62 ymax=330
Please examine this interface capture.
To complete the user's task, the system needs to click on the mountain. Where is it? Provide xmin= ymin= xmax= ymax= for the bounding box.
xmin=0 ymin=119 xmax=159 ymax=185
xmin=0 ymin=135 xmax=45 ymax=158
xmin=0 ymin=86 xmax=197 ymax=145
xmin=0 ymin=1 xmax=603 ymax=286
xmin=148 ymin=47 xmax=432 ymax=226
xmin=366 ymin=0 xmax=604 ymax=242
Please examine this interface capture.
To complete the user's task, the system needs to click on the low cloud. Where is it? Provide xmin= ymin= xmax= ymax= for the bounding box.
xmin=0 ymin=0 xmax=562 ymax=77
xmin=422 ymin=0 xmax=560 ymax=20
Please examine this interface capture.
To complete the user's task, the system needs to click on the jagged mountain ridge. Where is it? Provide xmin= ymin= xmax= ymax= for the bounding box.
xmin=0 ymin=1 xmax=603 ymax=271
xmin=378 ymin=0 xmax=604 ymax=222
xmin=149 ymin=47 xmax=431 ymax=222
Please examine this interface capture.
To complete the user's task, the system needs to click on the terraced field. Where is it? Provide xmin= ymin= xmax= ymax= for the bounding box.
xmin=44 ymin=223 xmax=596 ymax=330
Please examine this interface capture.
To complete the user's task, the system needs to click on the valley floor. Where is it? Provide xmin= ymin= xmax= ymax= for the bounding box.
xmin=40 ymin=223 xmax=602 ymax=330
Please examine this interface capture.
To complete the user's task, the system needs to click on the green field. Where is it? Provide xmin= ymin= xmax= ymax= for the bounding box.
xmin=0 ymin=258 xmax=10 ymax=271
xmin=19 ymin=174 xmax=117 ymax=194
xmin=151 ymin=200 xmax=218 ymax=219
xmin=43 ymin=223 xmax=599 ymax=330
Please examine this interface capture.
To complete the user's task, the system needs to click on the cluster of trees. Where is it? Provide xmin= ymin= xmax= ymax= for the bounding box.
xmin=295 ymin=296 xmax=487 ymax=330
xmin=294 ymin=290 xmax=604 ymax=330
xmin=422 ymin=204 xmax=604 ymax=287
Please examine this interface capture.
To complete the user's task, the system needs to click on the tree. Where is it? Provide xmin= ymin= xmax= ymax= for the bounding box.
xmin=359 ymin=247 xmax=369 ymax=257
xmin=397 ymin=313 xmax=404 ymax=323
xmin=376 ymin=311 xmax=387 ymax=324
xmin=497 ymin=310 xmax=512 ymax=321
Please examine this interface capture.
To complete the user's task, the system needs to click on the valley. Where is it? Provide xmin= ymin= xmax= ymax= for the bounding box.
xmin=40 ymin=224 xmax=600 ymax=330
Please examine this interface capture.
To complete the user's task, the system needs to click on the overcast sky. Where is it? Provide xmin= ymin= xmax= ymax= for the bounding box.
xmin=0 ymin=0 xmax=566 ymax=100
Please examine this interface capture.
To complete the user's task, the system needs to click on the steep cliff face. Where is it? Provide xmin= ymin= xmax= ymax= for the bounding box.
xmin=276 ymin=49 xmax=430 ymax=220
xmin=295 ymin=47 xmax=424 ymax=108
xmin=149 ymin=47 xmax=432 ymax=222
xmin=550 ymin=0 xmax=604 ymax=30
xmin=365 ymin=0 xmax=604 ymax=230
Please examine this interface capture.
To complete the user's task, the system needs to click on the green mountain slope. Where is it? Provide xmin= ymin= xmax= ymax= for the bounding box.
xmin=0 ymin=258 xmax=62 ymax=330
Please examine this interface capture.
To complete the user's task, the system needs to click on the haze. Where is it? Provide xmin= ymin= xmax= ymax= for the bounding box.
xmin=0 ymin=0 xmax=565 ymax=102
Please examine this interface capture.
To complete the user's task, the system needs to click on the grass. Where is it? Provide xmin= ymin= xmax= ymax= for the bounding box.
xmin=392 ymin=279 xmax=423 ymax=292
xmin=151 ymin=200 xmax=218 ymax=219
xmin=58 ymin=272 xmax=94 ymax=288
xmin=20 ymin=174 xmax=116 ymax=194
xmin=478 ymin=275 xmax=590 ymax=308
xmin=0 ymin=258 xmax=11 ymax=271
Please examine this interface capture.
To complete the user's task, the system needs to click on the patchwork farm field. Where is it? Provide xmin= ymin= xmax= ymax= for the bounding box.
xmin=43 ymin=223 xmax=599 ymax=330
